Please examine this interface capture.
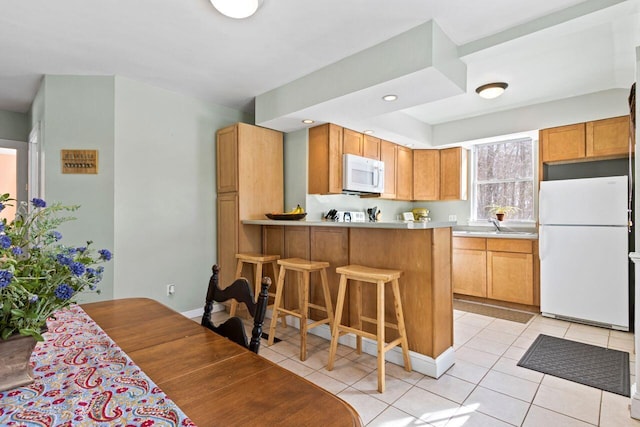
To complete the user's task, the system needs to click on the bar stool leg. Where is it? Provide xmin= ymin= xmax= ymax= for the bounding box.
xmin=229 ymin=258 xmax=245 ymax=317
xmin=319 ymin=267 xmax=335 ymax=333
xmin=376 ymin=279 xmax=385 ymax=393
xmin=355 ymin=280 xmax=362 ymax=354
xmin=392 ymin=278 xmax=412 ymax=371
xmin=254 ymin=262 xmax=263 ymax=301
xmin=327 ymin=274 xmax=347 ymax=370
xmin=270 ymin=261 xmax=286 ymax=328
xmin=267 ymin=266 xmax=287 ymax=346
xmin=300 ymin=271 xmax=310 ymax=361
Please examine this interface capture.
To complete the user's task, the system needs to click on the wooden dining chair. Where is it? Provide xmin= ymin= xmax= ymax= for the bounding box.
xmin=201 ymin=264 xmax=271 ymax=354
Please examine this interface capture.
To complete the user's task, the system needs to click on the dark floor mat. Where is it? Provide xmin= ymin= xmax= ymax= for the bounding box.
xmin=517 ymin=334 xmax=630 ymax=397
xmin=453 ymin=300 xmax=535 ymax=324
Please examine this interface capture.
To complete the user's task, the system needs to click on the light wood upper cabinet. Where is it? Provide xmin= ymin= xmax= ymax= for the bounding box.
xmin=413 ymin=150 xmax=439 ymax=201
xmin=540 ymin=123 xmax=586 ymax=163
xmin=216 ymin=125 xmax=239 ymax=193
xmin=379 ymin=140 xmax=397 ymax=199
xmin=540 ymin=115 xmax=631 ymax=166
xmin=363 ymin=135 xmax=381 ymax=160
xmin=342 ymin=128 xmax=363 ymax=156
xmin=396 ymin=145 xmax=413 ymax=200
xmin=586 ymin=116 xmax=632 ymax=158
xmin=440 ymin=147 xmax=468 ymax=201
xmin=309 ymin=123 xmax=344 ymax=194
xmin=343 ymin=129 xmax=380 ymax=159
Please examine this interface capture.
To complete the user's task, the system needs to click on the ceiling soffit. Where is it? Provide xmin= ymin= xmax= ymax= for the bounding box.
xmin=255 ymin=20 xmax=466 ymax=133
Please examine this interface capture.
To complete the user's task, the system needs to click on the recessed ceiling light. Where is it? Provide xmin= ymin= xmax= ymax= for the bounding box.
xmin=382 ymin=94 xmax=398 ymax=102
xmin=475 ymin=82 xmax=508 ymax=99
xmin=210 ymin=0 xmax=261 ymax=19
xmin=363 ymin=130 xmax=374 ymax=135
xmin=302 ymin=119 xmax=315 ymax=124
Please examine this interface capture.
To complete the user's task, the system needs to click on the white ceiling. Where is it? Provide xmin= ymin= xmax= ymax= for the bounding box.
xmin=1 ymin=0 xmax=638 ymax=146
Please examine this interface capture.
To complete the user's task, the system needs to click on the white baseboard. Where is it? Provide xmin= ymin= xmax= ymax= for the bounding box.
xmin=265 ymin=310 xmax=455 ymax=378
xmin=181 ymin=302 xmax=224 ymax=319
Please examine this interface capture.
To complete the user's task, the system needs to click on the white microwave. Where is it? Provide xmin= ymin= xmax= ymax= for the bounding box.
xmin=343 ymin=154 xmax=384 ymax=194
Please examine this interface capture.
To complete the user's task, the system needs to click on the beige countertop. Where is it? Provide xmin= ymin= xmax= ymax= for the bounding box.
xmin=242 ymin=219 xmax=456 ymax=230
xmin=452 ymin=227 xmax=538 ymax=240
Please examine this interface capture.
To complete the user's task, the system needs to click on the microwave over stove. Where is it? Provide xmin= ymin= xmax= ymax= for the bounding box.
xmin=342 ymin=154 xmax=384 ymax=194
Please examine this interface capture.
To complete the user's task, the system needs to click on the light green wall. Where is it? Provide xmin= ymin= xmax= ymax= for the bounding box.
xmin=39 ymin=75 xmax=116 ymax=302
xmin=113 ymin=76 xmax=248 ymax=312
xmin=29 ymin=75 xmax=249 ymax=312
xmin=0 ymin=109 xmax=29 ymax=141
xmin=283 ymin=128 xmax=308 ymax=212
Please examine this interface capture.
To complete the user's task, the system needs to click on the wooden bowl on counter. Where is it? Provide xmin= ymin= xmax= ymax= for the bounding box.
xmin=265 ymin=213 xmax=307 ymax=221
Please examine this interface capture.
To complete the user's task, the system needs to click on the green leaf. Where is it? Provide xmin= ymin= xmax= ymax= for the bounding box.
xmin=10 ymin=309 xmax=25 ymax=317
xmin=18 ymin=328 xmax=44 ymax=341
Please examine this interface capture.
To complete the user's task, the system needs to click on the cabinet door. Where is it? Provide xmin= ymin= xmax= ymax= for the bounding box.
xmin=540 ymin=123 xmax=586 ymax=162
xmin=217 ymin=192 xmax=239 ymax=287
xmin=452 ymin=249 xmax=487 ymax=297
xmin=487 ymin=251 xmax=534 ymax=305
xmin=440 ymin=147 xmax=467 ymax=200
xmin=379 ymin=140 xmax=397 ymax=199
xmin=308 ymin=123 xmax=343 ymax=194
xmin=396 ymin=146 xmax=413 ymax=200
xmin=363 ymin=135 xmax=381 ymax=159
xmin=586 ymin=116 xmax=632 ymax=158
xmin=413 ymin=149 xmax=439 ymax=200
xmin=216 ymin=125 xmax=238 ymax=193
xmin=343 ymin=128 xmax=363 ymax=156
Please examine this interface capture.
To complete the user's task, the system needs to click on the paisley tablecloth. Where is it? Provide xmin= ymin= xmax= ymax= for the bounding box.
xmin=0 ymin=305 xmax=196 ymax=426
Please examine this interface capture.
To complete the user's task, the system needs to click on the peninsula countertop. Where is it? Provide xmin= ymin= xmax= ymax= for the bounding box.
xmin=242 ymin=219 xmax=456 ymax=229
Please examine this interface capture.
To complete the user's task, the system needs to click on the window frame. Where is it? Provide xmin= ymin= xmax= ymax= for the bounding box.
xmin=469 ymin=137 xmax=538 ymax=226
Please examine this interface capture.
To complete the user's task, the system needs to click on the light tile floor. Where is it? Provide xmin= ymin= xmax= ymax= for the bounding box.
xmin=207 ymin=308 xmax=638 ymax=426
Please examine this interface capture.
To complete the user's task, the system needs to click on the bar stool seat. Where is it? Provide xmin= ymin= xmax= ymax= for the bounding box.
xmin=230 ymin=253 xmax=285 ymax=326
xmin=327 ymin=264 xmax=411 ymax=393
xmin=267 ymin=258 xmax=335 ymax=361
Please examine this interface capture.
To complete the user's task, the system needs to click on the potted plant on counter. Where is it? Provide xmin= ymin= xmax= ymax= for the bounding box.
xmin=0 ymin=194 xmax=112 ymax=391
xmin=485 ymin=204 xmax=520 ymax=221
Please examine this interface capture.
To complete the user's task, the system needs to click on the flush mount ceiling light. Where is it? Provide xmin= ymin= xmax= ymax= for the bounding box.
xmin=210 ymin=0 xmax=261 ymax=19
xmin=302 ymin=119 xmax=315 ymax=124
xmin=382 ymin=94 xmax=398 ymax=102
xmin=363 ymin=130 xmax=374 ymax=135
xmin=475 ymin=82 xmax=508 ymax=99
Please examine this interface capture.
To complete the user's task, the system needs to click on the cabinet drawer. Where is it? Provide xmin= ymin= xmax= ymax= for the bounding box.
xmin=453 ymin=237 xmax=486 ymax=250
xmin=486 ymin=238 xmax=533 ymax=253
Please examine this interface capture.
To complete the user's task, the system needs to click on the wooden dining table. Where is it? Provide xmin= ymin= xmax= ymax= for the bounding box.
xmin=82 ymin=298 xmax=362 ymax=427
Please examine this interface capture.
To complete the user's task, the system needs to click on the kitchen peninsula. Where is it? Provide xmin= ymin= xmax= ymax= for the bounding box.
xmin=243 ymin=219 xmax=456 ymax=378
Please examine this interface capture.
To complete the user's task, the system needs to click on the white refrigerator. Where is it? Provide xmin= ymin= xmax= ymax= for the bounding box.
xmin=539 ymin=176 xmax=629 ymax=330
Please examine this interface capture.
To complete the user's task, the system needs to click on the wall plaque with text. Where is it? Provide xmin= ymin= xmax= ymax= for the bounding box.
xmin=61 ymin=150 xmax=98 ymax=174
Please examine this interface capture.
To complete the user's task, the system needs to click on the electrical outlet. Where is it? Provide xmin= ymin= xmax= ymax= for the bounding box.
xmin=448 ymin=214 xmax=457 ymax=222
xmin=167 ymin=284 xmax=175 ymax=296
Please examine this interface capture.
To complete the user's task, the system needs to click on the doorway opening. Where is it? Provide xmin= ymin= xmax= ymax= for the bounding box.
xmin=0 ymin=139 xmax=28 ymax=221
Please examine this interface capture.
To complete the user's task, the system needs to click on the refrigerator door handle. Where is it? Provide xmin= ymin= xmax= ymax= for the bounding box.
xmin=538 ymin=226 xmax=544 ymax=261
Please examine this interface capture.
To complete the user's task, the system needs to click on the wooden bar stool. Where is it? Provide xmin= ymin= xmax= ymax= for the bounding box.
xmin=267 ymin=258 xmax=335 ymax=361
xmin=327 ymin=264 xmax=411 ymax=393
xmin=230 ymin=253 xmax=286 ymax=326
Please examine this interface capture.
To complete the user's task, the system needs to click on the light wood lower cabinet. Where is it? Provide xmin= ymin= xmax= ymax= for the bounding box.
xmin=452 ymin=237 xmax=486 ymax=297
xmin=487 ymin=251 xmax=534 ymax=305
xmin=453 ymin=237 xmax=537 ymax=306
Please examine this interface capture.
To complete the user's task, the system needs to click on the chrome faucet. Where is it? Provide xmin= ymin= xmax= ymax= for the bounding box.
xmin=489 ymin=217 xmax=502 ymax=231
